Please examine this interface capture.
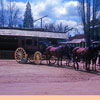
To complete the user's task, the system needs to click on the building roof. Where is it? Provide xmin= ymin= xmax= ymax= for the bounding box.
xmin=90 ymin=25 xmax=100 ymax=29
xmin=0 ymin=28 xmax=66 ymax=39
xmin=60 ymin=39 xmax=85 ymax=44
xmin=69 ymin=34 xmax=85 ymax=41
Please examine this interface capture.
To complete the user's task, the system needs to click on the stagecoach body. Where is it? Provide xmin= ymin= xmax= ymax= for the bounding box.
xmin=0 ymin=28 xmax=66 ymax=64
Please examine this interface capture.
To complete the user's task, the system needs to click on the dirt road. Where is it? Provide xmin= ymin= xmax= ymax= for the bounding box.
xmin=0 ymin=60 xmax=100 ymax=95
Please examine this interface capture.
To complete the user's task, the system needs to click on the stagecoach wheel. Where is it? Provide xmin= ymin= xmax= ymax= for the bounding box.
xmin=49 ymin=56 xmax=56 ymax=64
xmin=66 ymin=59 xmax=70 ymax=66
xmin=66 ymin=59 xmax=73 ymax=67
xmin=15 ymin=48 xmax=28 ymax=63
xmin=34 ymin=51 xmax=42 ymax=65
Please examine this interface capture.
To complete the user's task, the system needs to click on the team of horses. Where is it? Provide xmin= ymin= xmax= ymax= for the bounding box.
xmin=46 ymin=43 xmax=100 ymax=72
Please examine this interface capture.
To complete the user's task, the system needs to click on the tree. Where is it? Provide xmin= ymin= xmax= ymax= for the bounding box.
xmin=64 ymin=25 xmax=74 ymax=33
xmin=0 ymin=0 xmax=5 ymax=27
xmin=78 ymin=0 xmax=100 ymax=46
xmin=44 ymin=23 xmax=74 ymax=33
xmin=78 ymin=0 xmax=91 ymax=46
xmin=57 ymin=23 xmax=63 ymax=32
xmin=44 ymin=23 xmax=55 ymax=32
xmin=8 ymin=0 xmax=20 ymax=27
xmin=92 ymin=0 xmax=100 ymax=40
xmin=23 ymin=2 xmax=33 ymax=28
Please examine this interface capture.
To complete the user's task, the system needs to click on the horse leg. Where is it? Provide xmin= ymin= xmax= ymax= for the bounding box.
xmin=94 ymin=58 xmax=97 ymax=72
xmin=88 ymin=60 xmax=91 ymax=71
xmin=76 ymin=62 xmax=79 ymax=70
xmin=85 ymin=61 xmax=88 ymax=71
xmin=46 ymin=54 xmax=48 ymax=65
xmin=92 ymin=60 xmax=94 ymax=71
xmin=57 ymin=58 xmax=59 ymax=66
xmin=59 ymin=58 xmax=61 ymax=66
xmin=61 ymin=57 xmax=63 ymax=66
xmin=88 ymin=64 xmax=90 ymax=71
xmin=73 ymin=62 xmax=76 ymax=70
xmin=83 ymin=62 xmax=85 ymax=69
xmin=48 ymin=56 xmax=51 ymax=65
xmin=74 ymin=61 xmax=78 ymax=70
xmin=73 ymin=56 xmax=76 ymax=70
xmin=86 ymin=60 xmax=89 ymax=71
xmin=72 ymin=58 xmax=75 ymax=70
xmin=89 ymin=60 xmax=91 ymax=71
xmin=94 ymin=63 xmax=97 ymax=72
xmin=66 ymin=59 xmax=69 ymax=66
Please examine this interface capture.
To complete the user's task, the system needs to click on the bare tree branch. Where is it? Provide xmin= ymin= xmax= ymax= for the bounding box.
xmin=8 ymin=0 xmax=20 ymax=27
xmin=0 ymin=0 xmax=5 ymax=27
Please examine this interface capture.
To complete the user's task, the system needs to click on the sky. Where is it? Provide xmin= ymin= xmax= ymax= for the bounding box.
xmin=5 ymin=0 xmax=83 ymax=36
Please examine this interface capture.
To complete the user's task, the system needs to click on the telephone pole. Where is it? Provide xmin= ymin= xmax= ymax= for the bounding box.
xmin=33 ymin=15 xmax=48 ymax=29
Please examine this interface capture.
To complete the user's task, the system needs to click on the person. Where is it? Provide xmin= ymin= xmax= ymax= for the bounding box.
xmin=97 ymin=42 xmax=100 ymax=70
xmin=97 ymin=52 xmax=100 ymax=69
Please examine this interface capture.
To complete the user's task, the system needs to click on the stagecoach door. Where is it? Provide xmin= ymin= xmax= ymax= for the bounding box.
xmin=25 ymin=37 xmax=33 ymax=50
xmin=18 ymin=37 xmax=25 ymax=48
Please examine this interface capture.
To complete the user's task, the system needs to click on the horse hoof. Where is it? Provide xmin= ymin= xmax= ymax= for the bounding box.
xmin=88 ymin=69 xmax=91 ymax=72
xmin=74 ymin=68 xmax=76 ymax=70
xmin=76 ymin=68 xmax=79 ymax=71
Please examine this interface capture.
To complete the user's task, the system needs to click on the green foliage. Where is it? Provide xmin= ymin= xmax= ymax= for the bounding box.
xmin=23 ymin=2 xmax=33 ymax=28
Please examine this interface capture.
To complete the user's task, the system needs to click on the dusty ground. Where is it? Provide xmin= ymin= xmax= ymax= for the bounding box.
xmin=0 ymin=60 xmax=100 ymax=95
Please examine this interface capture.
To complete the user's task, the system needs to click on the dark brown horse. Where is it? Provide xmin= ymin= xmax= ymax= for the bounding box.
xmin=46 ymin=45 xmax=65 ymax=66
xmin=72 ymin=47 xmax=86 ymax=70
xmin=91 ymin=44 xmax=100 ymax=71
xmin=72 ymin=44 xmax=100 ymax=71
xmin=64 ymin=45 xmax=75 ymax=66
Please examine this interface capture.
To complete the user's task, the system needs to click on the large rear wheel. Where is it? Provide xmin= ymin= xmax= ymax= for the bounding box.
xmin=15 ymin=48 xmax=28 ymax=63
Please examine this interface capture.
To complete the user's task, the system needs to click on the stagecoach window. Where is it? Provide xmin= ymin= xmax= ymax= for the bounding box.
xmin=34 ymin=40 xmax=37 ymax=46
xmin=26 ymin=39 xmax=32 ymax=45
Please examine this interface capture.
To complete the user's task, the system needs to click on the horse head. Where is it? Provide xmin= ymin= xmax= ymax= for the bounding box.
xmin=63 ymin=45 xmax=74 ymax=59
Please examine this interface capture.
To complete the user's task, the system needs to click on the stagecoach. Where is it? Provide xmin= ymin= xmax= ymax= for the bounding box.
xmin=0 ymin=28 xmax=66 ymax=64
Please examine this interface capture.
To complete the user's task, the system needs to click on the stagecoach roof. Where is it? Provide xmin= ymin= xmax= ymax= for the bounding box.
xmin=92 ymin=41 xmax=100 ymax=44
xmin=0 ymin=28 xmax=66 ymax=39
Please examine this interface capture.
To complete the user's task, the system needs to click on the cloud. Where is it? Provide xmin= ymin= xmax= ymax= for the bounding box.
xmin=43 ymin=18 xmax=53 ymax=24
xmin=2 ymin=0 xmax=82 ymax=35
xmin=56 ymin=20 xmax=77 ymax=27
xmin=31 ymin=2 xmax=46 ymax=19
xmin=53 ymin=6 xmax=67 ymax=18
xmin=2 ymin=0 xmax=79 ymax=20
xmin=65 ymin=1 xmax=79 ymax=16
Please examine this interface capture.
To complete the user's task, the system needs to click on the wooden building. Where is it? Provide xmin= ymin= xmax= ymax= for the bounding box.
xmin=0 ymin=28 xmax=66 ymax=59
xmin=59 ymin=38 xmax=86 ymax=47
